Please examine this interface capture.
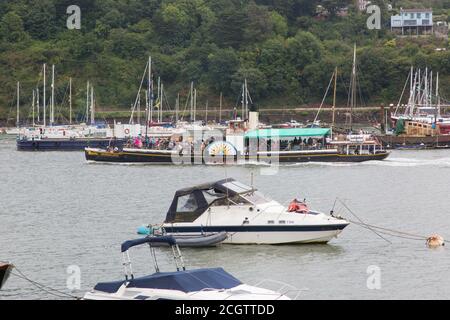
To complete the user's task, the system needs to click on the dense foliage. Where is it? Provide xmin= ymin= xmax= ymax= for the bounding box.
xmin=0 ymin=0 xmax=449 ymax=121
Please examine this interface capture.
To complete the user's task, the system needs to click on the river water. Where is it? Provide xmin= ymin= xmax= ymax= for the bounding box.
xmin=1 ymin=135 xmax=450 ymax=300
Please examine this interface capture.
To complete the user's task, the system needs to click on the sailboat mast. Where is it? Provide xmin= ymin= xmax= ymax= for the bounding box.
xmin=147 ymin=56 xmax=152 ymax=131
xmin=86 ymin=81 xmax=90 ymax=124
xmin=43 ymin=63 xmax=46 ymax=127
xmin=194 ymin=88 xmax=197 ymax=122
xmin=69 ymin=77 xmax=72 ymax=124
xmin=244 ymin=78 xmax=248 ymax=120
xmin=149 ymin=57 xmax=153 ymax=126
xmin=219 ymin=92 xmax=222 ymax=123
xmin=51 ymin=64 xmax=55 ymax=125
xmin=436 ymin=72 xmax=440 ymax=118
xmin=160 ymin=83 xmax=164 ymax=123
xmin=205 ymin=100 xmax=208 ymax=124
xmin=350 ymin=44 xmax=356 ymax=131
xmin=32 ymin=89 xmax=35 ymax=127
xmin=190 ymin=82 xmax=194 ymax=122
xmin=16 ymin=81 xmax=20 ymax=128
xmin=176 ymin=93 xmax=179 ymax=123
xmin=90 ymin=85 xmax=95 ymax=125
xmin=332 ymin=67 xmax=337 ymax=128
xmin=37 ymin=87 xmax=40 ymax=123
xmin=241 ymin=83 xmax=245 ymax=120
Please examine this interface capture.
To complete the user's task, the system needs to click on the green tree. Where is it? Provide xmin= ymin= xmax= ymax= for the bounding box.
xmin=0 ymin=12 xmax=27 ymax=42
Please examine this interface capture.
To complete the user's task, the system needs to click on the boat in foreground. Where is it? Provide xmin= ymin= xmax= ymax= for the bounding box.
xmin=0 ymin=262 xmax=13 ymax=290
xmin=155 ymin=178 xmax=349 ymax=245
xmin=84 ymin=237 xmax=292 ymax=300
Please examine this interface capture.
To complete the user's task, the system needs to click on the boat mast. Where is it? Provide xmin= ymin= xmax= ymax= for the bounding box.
xmin=51 ymin=64 xmax=55 ymax=126
xmin=32 ymin=89 xmax=35 ymax=127
xmin=43 ymin=63 xmax=46 ymax=127
xmin=241 ymin=82 xmax=245 ymax=120
xmin=436 ymin=72 xmax=440 ymax=119
xmin=205 ymin=99 xmax=208 ymax=124
xmin=69 ymin=77 xmax=72 ymax=124
xmin=332 ymin=66 xmax=337 ymax=129
xmin=86 ymin=81 xmax=90 ymax=124
xmin=350 ymin=44 xmax=357 ymax=131
xmin=194 ymin=88 xmax=197 ymax=122
xmin=148 ymin=56 xmax=153 ymax=126
xmin=190 ymin=82 xmax=194 ymax=122
xmin=245 ymin=78 xmax=249 ymax=120
xmin=176 ymin=93 xmax=179 ymax=123
xmin=90 ymin=85 xmax=95 ymax=125
xmin=219 ymin=92 xmax=222 ymax=123
xmin=16 ymin=81 xmax=20 ymax=128
xmin=160 ymin=82 xmax=164 ymax=123
xmin=36 ymin=87 xmax=40 ymax=123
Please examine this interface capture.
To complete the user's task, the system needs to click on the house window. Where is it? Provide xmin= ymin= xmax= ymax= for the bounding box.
xmin=410 ymin=13 xmax=414 ymax=18
xmin=425 ymin=13 xmax=430 ymax=18
xmin=417 ymin=13 xmax=421 ymax=18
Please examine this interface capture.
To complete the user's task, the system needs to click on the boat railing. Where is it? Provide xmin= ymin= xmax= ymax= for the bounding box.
xmin=253 ymin=279 xmax=306 ymax=300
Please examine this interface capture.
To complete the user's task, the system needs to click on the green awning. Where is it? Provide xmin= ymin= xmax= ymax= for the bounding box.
xmin=245 ymin=128 xmax=331 ymax=139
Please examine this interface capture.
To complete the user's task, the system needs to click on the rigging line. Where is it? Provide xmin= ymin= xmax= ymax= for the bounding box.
xmin=313 ymin=72 xmax=335 ymax=123
xmin=395 ymin=70 xmax=411 ymax=116
xmin=11 ymin=266 xmax=80 ymax=300
xmin=337 ymin=198 xmax=392 ymax=244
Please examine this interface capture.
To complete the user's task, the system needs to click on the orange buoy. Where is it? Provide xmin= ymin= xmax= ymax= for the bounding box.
xmin=426 ymin=234 xmax=445 ymax=248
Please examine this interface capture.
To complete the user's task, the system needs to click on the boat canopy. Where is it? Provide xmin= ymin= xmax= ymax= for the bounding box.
xmin=165 ymin=178 xmax=255 ymax=223
xmin=245 ymin=128 xmax=331 ymax=139
xmin=121 ymin=236 xmax=176 ymax=252
xmin=93 ymin=267 xmax=242 ymax=294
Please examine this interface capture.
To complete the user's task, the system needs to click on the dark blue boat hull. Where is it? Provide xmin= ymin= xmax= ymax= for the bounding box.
xmin=17 ymin=138 xmax=125 ymax=151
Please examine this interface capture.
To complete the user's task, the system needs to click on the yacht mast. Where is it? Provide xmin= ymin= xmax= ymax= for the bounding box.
xmin=190 ymin=82 xmax=194 ymax=122
xmin=350 ymin=44 xmax=357 ymax=130
xmin=194 ymin=88 xmax=197 ymax=122
xmin=332 ymin=67 xmax=337 ymax=128
xmin=32 ymin=89 xmax=35 ymax=127
xmin=148 ymin=57 xmax=153 ymax=126
xmin=176 ymin=93 xmax=180 ymax=123
xmin=51 ymin=64 xmax=55 ymax=125
xmin=86 ymin=81 xmax=90 ymax=124
xmin=37 ymin=87 xmax=40 ymax=123
xmin=90 ymin=85 xmax=95 ymax=125
xmin=436 ymin=72 xmax=440 ymax=119
xmin=16 ymin=81 xmax=20 ymax=128
xmin=219 ymin=92 xmax=222 ymax=123
xmin=69 ymin=77 xmax=72 ymax=124
xmin=43 ymin=63 xmax=46 ymax=127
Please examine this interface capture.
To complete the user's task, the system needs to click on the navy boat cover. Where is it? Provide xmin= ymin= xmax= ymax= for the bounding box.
xmin=121 ymin=236 xmax=176 ymax=252
xmin=94 ymin=268 xmax=242 ymax=294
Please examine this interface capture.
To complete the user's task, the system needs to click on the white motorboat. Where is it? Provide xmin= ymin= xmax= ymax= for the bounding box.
xmin=84 ymin=237 xmax=292 ymax=300
xmin=161 ymin=178 xmax=349 ymax=244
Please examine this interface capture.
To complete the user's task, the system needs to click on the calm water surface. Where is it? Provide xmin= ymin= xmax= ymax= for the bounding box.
xmin=1 ymin=136 xmax=450 ymax=299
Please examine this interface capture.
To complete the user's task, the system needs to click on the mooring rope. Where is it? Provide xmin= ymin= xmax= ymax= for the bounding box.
xmin=336 ymin=198 xmax=448 ymax=244
xmin=10 ymin=266 xmax=81 ymax=300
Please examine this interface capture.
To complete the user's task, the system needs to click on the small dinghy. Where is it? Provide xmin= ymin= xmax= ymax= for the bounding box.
xmin=137 ymin=226 xmax=227 ymax=247
xmin=84 ymin=236 xmax=291 ymax=300
xmin=0 ymin=262 xmax=13 ymax=290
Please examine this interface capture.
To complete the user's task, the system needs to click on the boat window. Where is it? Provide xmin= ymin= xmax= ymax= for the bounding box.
xmin=211 ymin=194 xmax=251 ymax=206
xmin=177 ymin=194 xmax=198 ymax=212
xmin=202 ymin=190 xmax=225 ymax=205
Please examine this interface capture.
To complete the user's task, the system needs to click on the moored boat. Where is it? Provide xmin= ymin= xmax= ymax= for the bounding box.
xmin=0 ymin=262 xmax=13 ymax=290
xmin=84 ymin=236 xmax=293 ymax=300
xmin=158 ymin=178 xmax=349 ymax=245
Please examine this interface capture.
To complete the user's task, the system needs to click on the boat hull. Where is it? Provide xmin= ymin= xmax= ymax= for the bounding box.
xmin=376 ymin=134 xmax=450 ymax=149
xmin=0 ymin=263 xmax=13 ymax=290
xmin=17 ymin=138 xmax=125 ymax=151
xmin=85 ymin=148 xmax=389 ymax=164
xmin=162 ymin=224 xmax=349 ymax=245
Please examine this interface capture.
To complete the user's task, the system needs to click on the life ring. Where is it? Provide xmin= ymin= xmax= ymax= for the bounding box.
xmin=124 ymin=128 xmax=130 ymax=135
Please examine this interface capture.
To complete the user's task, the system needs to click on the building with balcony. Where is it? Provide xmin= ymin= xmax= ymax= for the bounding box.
xmin=391 ymin=8 xmax=433 ymax=35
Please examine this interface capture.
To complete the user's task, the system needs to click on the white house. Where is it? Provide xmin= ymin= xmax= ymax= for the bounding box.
xmin=391 ymin=8 xmax=433 ymax=35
